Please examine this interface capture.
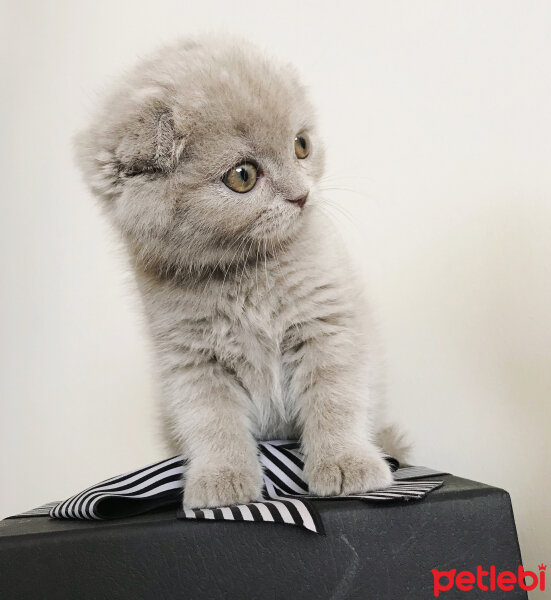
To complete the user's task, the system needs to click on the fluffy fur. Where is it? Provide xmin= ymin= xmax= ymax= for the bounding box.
xmin=76 ymin=37 xmax=407 ymax=508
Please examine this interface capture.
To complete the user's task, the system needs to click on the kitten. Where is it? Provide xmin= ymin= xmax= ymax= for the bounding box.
xmin=76 ymin=37 xmax=408 ymax=508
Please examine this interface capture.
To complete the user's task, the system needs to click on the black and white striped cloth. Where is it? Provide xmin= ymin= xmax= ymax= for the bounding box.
xmin=11 ymin=441 xmax=444 ymax=534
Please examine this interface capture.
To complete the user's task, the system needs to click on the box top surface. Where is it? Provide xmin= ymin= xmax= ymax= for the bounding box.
xmin=0 ymin=474 xmax=507 ymax=541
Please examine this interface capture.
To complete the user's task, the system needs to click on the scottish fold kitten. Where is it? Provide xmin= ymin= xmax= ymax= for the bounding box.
xmin=76 ymin=37 xmax=408 ymax=508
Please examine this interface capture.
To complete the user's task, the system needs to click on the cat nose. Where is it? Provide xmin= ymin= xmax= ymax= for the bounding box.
xmin=287 ymin=192 xmax=309 ymax=208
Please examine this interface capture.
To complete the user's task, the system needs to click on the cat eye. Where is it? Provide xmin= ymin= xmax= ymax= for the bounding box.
xmin=294 ymin=133 xmax=310 ymax=159
xmin=222 ymin=162 xmax=257 ymax=193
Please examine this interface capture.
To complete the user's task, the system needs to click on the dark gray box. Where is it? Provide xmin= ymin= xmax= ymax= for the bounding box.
xmin=0 ymin=474 xmax=526 ymax=599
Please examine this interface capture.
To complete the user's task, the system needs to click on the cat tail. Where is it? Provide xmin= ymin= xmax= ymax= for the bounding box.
xmin=376 ymin=423 xmax=413 ymax=464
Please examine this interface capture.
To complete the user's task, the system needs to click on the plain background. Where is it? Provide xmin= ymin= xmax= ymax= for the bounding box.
xmin=1 ymin=0 xmax=549 ymax=582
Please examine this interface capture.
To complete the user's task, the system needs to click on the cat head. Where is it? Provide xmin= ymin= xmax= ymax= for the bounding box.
xmin=76 ymin=37 xmax=325 ymax=274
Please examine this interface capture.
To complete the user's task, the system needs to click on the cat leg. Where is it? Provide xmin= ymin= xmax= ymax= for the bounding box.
xmin=162 ymin=359 xmax=263 ymax=508
xmin=289 ymin=334 xmax=393 ymax=496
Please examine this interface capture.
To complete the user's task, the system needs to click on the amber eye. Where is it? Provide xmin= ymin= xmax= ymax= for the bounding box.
xmin=222 ymin=162 xmax=257 ymax=193
xmin=294 ymin=133 xmax=310 ymax=159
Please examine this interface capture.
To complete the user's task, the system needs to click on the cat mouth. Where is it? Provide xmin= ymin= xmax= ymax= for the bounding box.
xmin=242 ymin=204 xmax=304 ymax=245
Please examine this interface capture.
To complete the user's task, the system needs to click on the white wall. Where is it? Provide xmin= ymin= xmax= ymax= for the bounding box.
xmin=2 ymin=0 xmax=549 ymax=576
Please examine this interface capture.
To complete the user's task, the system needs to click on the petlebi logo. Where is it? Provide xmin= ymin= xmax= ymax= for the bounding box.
xmin=432 ymin=564 xmax=546 ymax=596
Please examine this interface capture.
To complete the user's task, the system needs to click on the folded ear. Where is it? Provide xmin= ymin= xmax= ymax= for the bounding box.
xmin=76 ymin=95 xmax=186 ymax=200
xmin=115 ymin=98 xmax=184 ymax=175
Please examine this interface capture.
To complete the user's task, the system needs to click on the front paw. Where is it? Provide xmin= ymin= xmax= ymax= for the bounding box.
xmin=184 ymin=460 xmax=264 ymax=509
xmin=304 ymin=448 xmax=393 ymax=496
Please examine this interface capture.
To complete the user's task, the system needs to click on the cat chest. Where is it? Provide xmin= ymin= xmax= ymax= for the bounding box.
xmin=212 ymin=314 xmax=295 ymax=420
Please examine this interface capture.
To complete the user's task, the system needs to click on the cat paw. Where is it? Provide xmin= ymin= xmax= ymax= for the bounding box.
xmin=304 ymin=448 xmax=393 ymax=496
xmin=183 ymin=460 xmax=264 ymax=509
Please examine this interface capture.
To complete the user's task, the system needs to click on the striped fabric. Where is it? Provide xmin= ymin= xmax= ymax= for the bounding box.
xmin=49 ymin=455 xmax=186 ymax=520
xmin=10 ymin=441 xmax=444 ymax=534
xmin=181 ymin=498 xmax=324 ymax=534
xmin=182 ymin=441 xmax=443 ymax=531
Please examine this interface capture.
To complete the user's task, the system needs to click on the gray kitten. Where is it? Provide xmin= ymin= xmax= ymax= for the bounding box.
xmin=76 ymin=37 xmax=408 ymax=508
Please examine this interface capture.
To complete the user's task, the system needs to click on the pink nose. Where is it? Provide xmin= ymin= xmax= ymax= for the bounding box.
xmin=287 ymin=192 xmax=309 ymax=208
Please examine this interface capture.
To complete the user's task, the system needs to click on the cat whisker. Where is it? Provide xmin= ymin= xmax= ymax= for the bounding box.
xmin=254 ymin=244 xmax=260 ymax=295
xmin=219 ymin=234 xmax=250 ymax=299
xmin=235 ymin=238 xmax=254 ymax=310
xmin=316 ymin=199 xmax=357 ymax=229
xmin=263 ymin=238 xmax=269 ymax=291
xmin=318 ymin=172 xmax=375 ymax=185
xmin=202 ymin=232 xmax=246 ymax=295
xmin=314 ymin=204 xmax=361 ymax=249
xmin=317 ymin=186 xmax=371 ymax=197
